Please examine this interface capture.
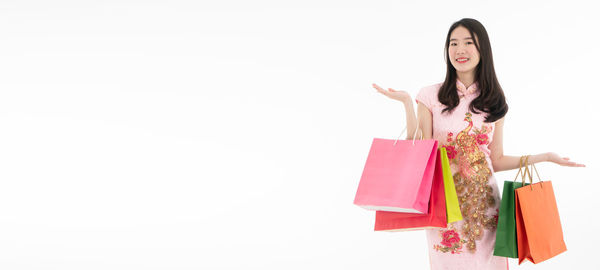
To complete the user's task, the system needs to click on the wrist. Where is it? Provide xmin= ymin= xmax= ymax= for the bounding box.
xmin=538 ymin=152 xmax=550 ymax=163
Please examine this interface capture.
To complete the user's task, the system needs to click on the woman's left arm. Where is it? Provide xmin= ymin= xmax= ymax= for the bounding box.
xmin=488 ymin=117 xmax=585 ymax=172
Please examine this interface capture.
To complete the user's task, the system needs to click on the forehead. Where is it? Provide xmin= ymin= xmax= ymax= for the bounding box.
xmin=450 ymin=26 xmax=473 ymax=40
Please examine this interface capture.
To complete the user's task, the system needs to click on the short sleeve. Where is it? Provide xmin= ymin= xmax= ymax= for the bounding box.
xmin=415 ymin=84 xmax=440 ymax=111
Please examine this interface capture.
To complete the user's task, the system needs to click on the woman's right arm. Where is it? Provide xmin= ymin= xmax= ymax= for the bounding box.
xmin=415 ymin=103 xmax=433 ymax=140
xmin=372 ymin=83 xmax=432 ymax=140
xmin=402 ymin=100 xmax=418 ymax=140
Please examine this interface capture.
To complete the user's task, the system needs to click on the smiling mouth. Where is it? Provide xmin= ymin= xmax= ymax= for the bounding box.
xmin=456 ymin=58 xmax=469 ymax=63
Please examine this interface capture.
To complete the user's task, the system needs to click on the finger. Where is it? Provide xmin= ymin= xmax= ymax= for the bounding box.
xmin=374 ymin=89 xmax=389 ymax=96
xmin=373 ymin=85 xmax=385 ymax=91
xmin=557 ymin=159 xmax=572 ymax=166
xmin=564 ymin=161 xmax=583 ymax=167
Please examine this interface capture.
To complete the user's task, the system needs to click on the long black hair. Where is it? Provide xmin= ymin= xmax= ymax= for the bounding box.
xmin=438 ymin=18 xmax=508 ymax=123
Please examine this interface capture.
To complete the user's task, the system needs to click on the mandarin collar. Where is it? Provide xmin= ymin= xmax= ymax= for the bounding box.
xmin=456 ymin=79 xmax=479 ymax=97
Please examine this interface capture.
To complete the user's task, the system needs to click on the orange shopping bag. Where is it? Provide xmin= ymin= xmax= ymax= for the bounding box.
xmin=515 ymin=158 xmax=567 ymax=264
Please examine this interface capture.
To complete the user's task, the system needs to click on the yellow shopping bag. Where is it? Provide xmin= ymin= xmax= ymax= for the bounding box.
xmin=440 ymin=147 xmax=463 ymax=223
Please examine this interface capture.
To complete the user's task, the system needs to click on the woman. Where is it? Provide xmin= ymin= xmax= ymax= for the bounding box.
xmin=373 ymin=18 xmax=584 ymax=269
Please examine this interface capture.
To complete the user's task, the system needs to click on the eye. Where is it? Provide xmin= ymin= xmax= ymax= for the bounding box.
xmin=467 ymin=41 xmax=474 ymax=45
xmin=450 ymin=43 xmax=457 ymax=46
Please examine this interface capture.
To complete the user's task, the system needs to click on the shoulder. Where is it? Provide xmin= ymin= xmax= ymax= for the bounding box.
xmin=493 ymin=117 xmax=505 ymax=127
xmin=416 ymin=82 xmax=443 ymax=108
xmin=418 ymin=82 xmax=443 ymax=96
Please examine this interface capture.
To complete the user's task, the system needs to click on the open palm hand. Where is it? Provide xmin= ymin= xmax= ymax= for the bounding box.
xmin=373 ymin=83 xmax=411 ymax=103
xmin=546 ymin=152 xmax=585 ymax=167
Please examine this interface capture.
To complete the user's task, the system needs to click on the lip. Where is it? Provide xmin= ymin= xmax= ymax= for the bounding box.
xmin=456 ymin=57 xmax=469 ymax=63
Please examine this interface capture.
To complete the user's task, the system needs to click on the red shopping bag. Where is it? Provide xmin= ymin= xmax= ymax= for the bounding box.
xmin=373 ymin=148 xmax=447 ymax=231
xmin=354 ymin=138 xmax=438 ymax=214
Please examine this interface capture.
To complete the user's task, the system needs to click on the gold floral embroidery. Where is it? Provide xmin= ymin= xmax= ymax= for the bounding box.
xmin=442 ymin=112 xmax=497 ymax=253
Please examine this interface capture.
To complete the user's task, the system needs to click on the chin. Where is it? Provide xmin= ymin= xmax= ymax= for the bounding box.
xmin=454 ymin=67 xmax=476 ymax=73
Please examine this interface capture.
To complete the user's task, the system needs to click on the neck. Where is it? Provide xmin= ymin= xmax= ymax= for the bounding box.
xmin=456 ymin=71 xmax=475 ymax=88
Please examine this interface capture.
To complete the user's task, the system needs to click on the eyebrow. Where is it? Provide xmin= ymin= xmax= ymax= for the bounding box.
xmin=450 ymin=37 xmax=473 ymax=41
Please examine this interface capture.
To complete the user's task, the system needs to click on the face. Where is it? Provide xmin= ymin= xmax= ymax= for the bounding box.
xmin=448 ymin=26 xmax=480 ymax=74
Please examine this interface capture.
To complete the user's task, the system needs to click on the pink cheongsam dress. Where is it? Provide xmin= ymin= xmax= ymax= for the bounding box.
xmin=415 ymin=80 xmax=509 ymax=270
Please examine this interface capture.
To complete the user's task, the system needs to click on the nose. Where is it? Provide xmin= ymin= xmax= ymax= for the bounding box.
xmin=455 ymin=48 xmax=467 ymax=57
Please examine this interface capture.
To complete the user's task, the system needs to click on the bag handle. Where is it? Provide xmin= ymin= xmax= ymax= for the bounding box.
xmin=393 ymin=115 xmax=423 ymax=146
xmin=513 ymin=155 xmax=530 ymax=183
xmin=520 ymin=155 xmax=532 ymax=185
xmin=523 ymin=156 xmax=543 ymax=190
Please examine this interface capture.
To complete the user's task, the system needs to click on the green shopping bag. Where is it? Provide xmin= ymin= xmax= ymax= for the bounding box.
xmin=440 ymin=147 xmax=462 ymax=223
xmin=493 ymin=156 xmax=531 ymax=258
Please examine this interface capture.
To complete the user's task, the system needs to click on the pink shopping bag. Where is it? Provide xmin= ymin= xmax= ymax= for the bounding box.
xmin=354 ymin=138 xmax=439 ymax=214
xmin=374 ymin=148 xmax=447 ymax=231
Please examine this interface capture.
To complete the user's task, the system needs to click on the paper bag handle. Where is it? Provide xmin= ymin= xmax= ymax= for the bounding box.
xmin=513 ymin=155 xmax=530 ymax=183
xmin=523 ymin=156 xmax=543 ymax=189
xmin=393 ymin=115 xmax=423 ymax=146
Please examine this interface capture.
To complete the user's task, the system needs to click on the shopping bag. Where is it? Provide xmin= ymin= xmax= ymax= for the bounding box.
xmin=354 ymin=138 xmax=439 ymax=213
xmin=373 ymin=148 xmax=447 ymax=231
xmin=493 ymin=156 xmax=530 ymax=258
xmin=515 ymin=161 xmax=567 ymax=264
xmin=440 ymin=147 xmax=462 ymax=223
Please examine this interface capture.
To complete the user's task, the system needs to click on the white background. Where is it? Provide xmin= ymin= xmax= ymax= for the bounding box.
xmin=0 ymin=0 xmax=598 ymax=269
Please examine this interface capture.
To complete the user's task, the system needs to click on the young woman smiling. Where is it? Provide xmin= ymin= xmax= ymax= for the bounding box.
xmin=372 ymin=18 xmax=584 ymax=269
